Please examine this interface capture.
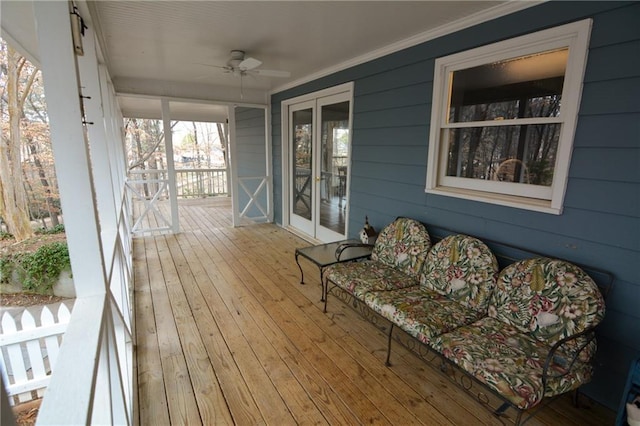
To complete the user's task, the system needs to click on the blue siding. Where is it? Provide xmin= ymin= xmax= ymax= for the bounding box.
xmin=271 ymin=1 xmax=640 ymax=409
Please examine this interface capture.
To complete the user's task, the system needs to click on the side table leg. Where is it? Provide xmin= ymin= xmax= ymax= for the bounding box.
xmin=320 ymin=269 xmax=325 ymax=302
xmin=295 ymin=251 xmax=305 ymax=284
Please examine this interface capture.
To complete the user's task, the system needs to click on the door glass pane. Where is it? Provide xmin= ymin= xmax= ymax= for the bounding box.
xmin=292 ymin=109 xmax=313 ymax=220
xmin=319 ymin=101 xmax=349 ymax=234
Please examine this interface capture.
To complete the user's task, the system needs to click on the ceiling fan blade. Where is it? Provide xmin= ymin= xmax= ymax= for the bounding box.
xmin=250 ymin=69 xmax=291 ymax=78
xmin=195 ymin=62 xmax=225 ymax=69
xmin=238 ymin=57 xmax=262 ymax=70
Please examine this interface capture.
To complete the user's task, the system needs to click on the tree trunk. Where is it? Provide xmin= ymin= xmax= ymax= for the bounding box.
xmin=27 ymin=138 xmax=59 ymax=226
xmin=464 ymin=105 xmax=488 ymax=178
xmin=217 ymin=122 xmax=228 ymax=168
xmin=129 ymin=119 xmax=150 ymax=197
xmin=192 ymin=121 xmax=201 ymax=168
xmin=0 ymin=46 xmax=33 ymax=241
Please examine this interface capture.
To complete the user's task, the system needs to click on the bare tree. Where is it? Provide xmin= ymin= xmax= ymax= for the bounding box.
xmin=0 ymin=45 xmax=38 ymax=241
xmin=217 ymin=122 xmax=228 ymax=168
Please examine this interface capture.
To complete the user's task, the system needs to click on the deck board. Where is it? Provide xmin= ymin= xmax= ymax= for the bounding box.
xmin=134 ymin=197 xmax=616 ymax=426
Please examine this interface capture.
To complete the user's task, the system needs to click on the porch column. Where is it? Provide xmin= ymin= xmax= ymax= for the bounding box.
xmin=161 ymin=99 xmax=180 ymax=233
xmin=265 ymin=105 xmax=274 ymax=222
xmin=101 ymin=68 xmax=127 ymax=203
xmin=77 ymin=22 xmax=118 ymax=237
xmin=34 ymin=1 xmax=107 ymax=297
xmin=33 ymin=1 xmax=111 ymax=424
xmin=228 ymin=105 xmax=240 ymax=226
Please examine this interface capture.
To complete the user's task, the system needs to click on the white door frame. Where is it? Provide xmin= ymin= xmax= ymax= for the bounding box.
xmin=281 ymin=82 xmax=354 ymax=241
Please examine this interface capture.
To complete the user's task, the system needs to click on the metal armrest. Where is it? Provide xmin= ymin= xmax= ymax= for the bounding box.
xmin=542 ymin=327 xmax=597 ymax=389
xmin=335 ymin=242 xmax=374 ymax=260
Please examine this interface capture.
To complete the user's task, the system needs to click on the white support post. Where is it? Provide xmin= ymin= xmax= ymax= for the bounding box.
xmin=228 ymin=106 xmax=240 ymax=226
xmin=101 ymin=69 xmax=126 ymax=203
xmin=99 ymin=66 xmax=131 ymax=246
xmin=77 ymin=23 xmax=119 ymax=245
xmin=161 ymin=99 xmax=180 ymax=233
xmin=33 ymin=0 xmax=107 ymax=298
xmin=264 ymin=105 xmax=274 ymax=222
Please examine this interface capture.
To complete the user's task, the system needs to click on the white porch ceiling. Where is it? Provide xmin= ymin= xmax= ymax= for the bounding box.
xmin=2 ymin=1 xmax=538 ymax=120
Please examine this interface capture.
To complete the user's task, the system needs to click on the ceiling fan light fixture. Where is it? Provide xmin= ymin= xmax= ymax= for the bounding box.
xmin=230 ymin=50 xmax=245 ymax=60
xmin=228 ymin=58 xmax=242 ymax=68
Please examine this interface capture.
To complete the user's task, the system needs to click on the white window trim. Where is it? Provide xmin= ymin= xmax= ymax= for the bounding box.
xmin=425 ymin=19 xmax=592 ymax=215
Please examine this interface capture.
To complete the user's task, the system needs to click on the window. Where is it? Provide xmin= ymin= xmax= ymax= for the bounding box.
xmin=426 ymin=20 xmax=592 ymax=214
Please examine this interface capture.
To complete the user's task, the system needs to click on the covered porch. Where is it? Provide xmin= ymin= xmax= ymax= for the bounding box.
xmin=134 ymin=197 xmax=615 ymax=425
xmin=2 ymin=1 xmax=637 ymax=424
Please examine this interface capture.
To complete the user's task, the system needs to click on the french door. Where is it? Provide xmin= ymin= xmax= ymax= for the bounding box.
xmin=288 ymin=87 xmax=352 ymax=242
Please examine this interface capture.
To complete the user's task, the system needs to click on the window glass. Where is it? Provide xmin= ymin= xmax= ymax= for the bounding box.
xmin=426 ymin=20 xmax=592 ymax=214
xmin=445 ymin=124 xmax=560 ymax=186
xmin=448 ymin=49 xmax=567 ymax=123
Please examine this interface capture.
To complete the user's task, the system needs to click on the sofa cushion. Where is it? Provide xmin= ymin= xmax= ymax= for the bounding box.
xmin=420 ymin=234 xmax=498 ymax=312
xmin=431 ymin=317 xmax=594 ymax=410
xmin=363 ymin=287 xmax=485 ymax=344
xmin=324 ymin=261 xmax=419 ymax=300
xmin=489 ymin=257 xmax=605 ymax=361
xmin=371 ymin=217 xmax=431 ymax=278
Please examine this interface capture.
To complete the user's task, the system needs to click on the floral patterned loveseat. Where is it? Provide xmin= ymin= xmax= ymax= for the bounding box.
xmin=431 ymin=257 xmax=606 ymax=411
xmin=362 ymin=234 xmax=499 ymax=346
xmin=323 ymin=220 xmax=607 ymax=420
xmin=323 ymin=217 xmax=432 ymax=310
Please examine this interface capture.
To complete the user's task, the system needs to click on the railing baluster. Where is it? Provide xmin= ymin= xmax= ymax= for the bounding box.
xmin=168 ymin=168 xmax=228 ymax=198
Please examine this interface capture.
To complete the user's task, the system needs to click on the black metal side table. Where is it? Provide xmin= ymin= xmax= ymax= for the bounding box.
xmin=295 ymin=239 xmax=373 ymax=302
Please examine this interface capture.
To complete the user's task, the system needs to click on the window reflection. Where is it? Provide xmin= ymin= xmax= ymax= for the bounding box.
xmin=448 ymin=48 xmax=568 ymax=123
xmin=445 ymin=124 xmax=560 ymax=186
xmin=445 ymin=49 xmax=568 ymax=187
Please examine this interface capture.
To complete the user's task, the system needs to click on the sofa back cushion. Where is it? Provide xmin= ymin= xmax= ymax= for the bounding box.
xmin=371 ymin=217 xmax=431 ymax=278
xmin=420 ymin=234 xmax=498 ymax=312
xmin=489 ymin=258 xmax=605 ymax=350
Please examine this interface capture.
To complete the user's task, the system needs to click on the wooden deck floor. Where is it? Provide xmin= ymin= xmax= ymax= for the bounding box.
xmin=133 ymin=198 xmax=615 ymax=425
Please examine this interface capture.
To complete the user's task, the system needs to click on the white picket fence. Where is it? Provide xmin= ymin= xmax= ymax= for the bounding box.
xmin=0 ymin=304 xmax=71 ymax=405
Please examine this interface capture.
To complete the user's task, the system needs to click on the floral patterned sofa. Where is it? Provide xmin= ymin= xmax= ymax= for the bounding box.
xmin=323 ymin=219 xmax=607 ymax=421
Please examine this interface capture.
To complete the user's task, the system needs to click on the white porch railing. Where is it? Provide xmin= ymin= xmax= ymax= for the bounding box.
xmin=175 ymin=168 xmax=229 ymax=198
xmin=0 ymin=304 xmax=71 ymax=405
xmin=126 ymin=168 xmax=228 ymax=235
xmin=126 ymin=169 xmax=172 ymax=235
xmin=127 ymin=168 xmax=228 ymax=199
xmin=238 ymin=176 xmax=270 ymax=223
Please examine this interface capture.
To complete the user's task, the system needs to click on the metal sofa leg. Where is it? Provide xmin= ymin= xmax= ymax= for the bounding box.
xmin=385 ymin=324 xmax=394 ymax=366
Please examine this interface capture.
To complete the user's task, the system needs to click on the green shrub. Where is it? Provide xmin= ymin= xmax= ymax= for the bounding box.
xmin=18 ymin=242 xmax=71 ymax=293
xmin=0 ymin=230 xmax=13 ymax=241
xmin=35 ymin=224 xmax=65 ymax=235
xmin=0 ymin=255 xmax=13 ymax=283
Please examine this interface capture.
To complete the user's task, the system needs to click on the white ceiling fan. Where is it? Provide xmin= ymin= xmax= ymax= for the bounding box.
xmin=214 ymin=50 xmax=290 ymax=78
xmin=197 ymin=50 xmax=290 ymax=99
